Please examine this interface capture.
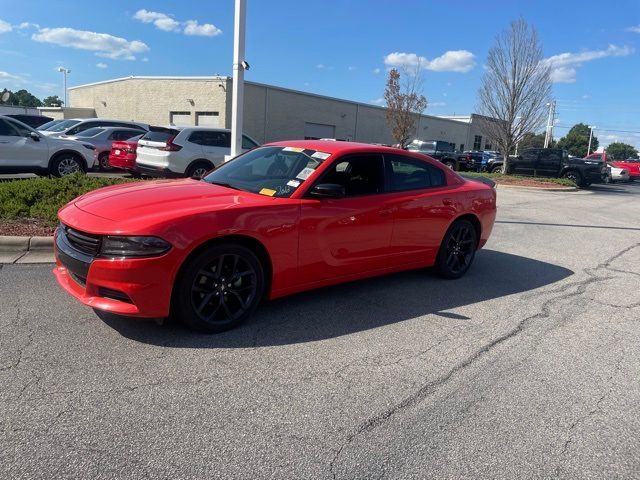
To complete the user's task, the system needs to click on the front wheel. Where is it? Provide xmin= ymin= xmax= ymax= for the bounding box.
xmin=436 ymin=219 xmax=477 ymax=279
xmin=173 ymin=244 xmax=265 ymax=333
xmin=50 ymin=154 xmax=85 ymax=177
xmin=443 ymin=160 xmax=456 ymax=170
xmin=563 ymin=170 xmax=584 ymax=188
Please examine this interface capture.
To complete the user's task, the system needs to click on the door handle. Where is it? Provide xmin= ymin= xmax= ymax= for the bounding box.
xmin=442 ymin=198 xmax=453 ymax=206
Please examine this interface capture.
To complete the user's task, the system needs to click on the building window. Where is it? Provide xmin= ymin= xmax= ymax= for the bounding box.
xmin=196 ymin=111 xmax=220 ymax=127
xmin=484 ymin=143 xmax=492 ymax=150
xmin=473 ymin=135 xmax=482 ymax=150
xmin=170 ymin=111 xmax=191 ymax=126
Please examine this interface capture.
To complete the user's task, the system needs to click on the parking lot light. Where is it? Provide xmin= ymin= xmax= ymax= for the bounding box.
xmin=57 ymin=67 xmax=71 ymax=107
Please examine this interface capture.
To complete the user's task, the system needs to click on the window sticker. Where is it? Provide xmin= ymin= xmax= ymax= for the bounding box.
xmin=287 ymin=179 xmax=301 ymax=188
xmin=311 ymin=151 xmax=330 ymax=160
xmin=296 ymin=167 xmax=316 ymax=180
xmin=259 ymin=188 xmax=277 ymax=197
xmin=283 ymin=146 xmax=305 ymax=152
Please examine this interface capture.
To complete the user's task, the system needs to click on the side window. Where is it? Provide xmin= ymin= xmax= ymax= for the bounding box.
xmin=242 ymin=135 xmax=258 ymax=149
xmin=202 ymin=131 xmax=231 ymax=148
xmin=545 ymin=150 xmax=562 ymax=163
xmin=318 ymin=154 xmax=384 ymax=196
xmin=386 ymin=154 xmax=445 ymax=191
xmin=6 ymin=119 xmax=32 ymax=137
xmin=521 ymin=150 xmax=538 ymax=162
xmin=72 ymin=122 xmax=97 ymax=134
xmin=109 ymin=130 xmax=131 ymax=141
xmin=0 ymin=119 xmax=19 ymax=136
xmin=188 ymin=131 xmax=206 ymax=145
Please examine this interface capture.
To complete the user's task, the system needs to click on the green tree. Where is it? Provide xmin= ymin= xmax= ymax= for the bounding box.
xmin=11 ymin=89 xmax=43 ymax=107
xmin=42 ymin=95 xmax=64 ymax=107
xmin=606 ymin=142 xmax=638 ymax=160
xmin=516 ymin=132 xmax=558 ymax=151
xmin=557 ymin=123 xmax=598 ymax=157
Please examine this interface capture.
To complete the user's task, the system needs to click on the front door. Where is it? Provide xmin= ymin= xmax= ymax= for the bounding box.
xmin=0 ymin=118 xmax=48 ymax=169
xmin=298 ymin=154 xmax=395 ymax=283
xmin=513 ymin=149 xmax=538 ymax=175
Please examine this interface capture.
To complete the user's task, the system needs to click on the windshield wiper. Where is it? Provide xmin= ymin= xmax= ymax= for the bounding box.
xmin=208 ymin=181 xmax=241 ymax=191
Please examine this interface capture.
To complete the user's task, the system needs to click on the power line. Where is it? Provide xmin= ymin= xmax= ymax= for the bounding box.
xmin=553 ymin=125 xmax=640 ymax=134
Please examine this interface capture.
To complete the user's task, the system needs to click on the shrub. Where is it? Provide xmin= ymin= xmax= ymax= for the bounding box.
xmin=0 ymin=174 xmax=139 ymax=225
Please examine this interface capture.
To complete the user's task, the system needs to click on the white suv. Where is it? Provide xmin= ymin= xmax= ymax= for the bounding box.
xmin=135 ymin=127 xmax=259 ymax=178
xmin=0 ymin=116 xmax=96 ymax=176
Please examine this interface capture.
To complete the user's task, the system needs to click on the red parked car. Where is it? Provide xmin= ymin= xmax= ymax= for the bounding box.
xmin=585 ymin=152 xmax=640 ymax=180
xmin=53 ymin=141 xmax=497 ymax=333
xmin=108 ymin=136 xmax=143 ymax=174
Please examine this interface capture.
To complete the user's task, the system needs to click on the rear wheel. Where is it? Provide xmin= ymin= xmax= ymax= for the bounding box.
xmin=443 ymin=160 xmax=456 ymax=170
xmin=186 ymin=161 xmax=213 ymax=179
xmin=490 ymin=165 xmax=503 ymax=174
xmin=436 ymin=219 xmax=477 ymax=279
xmin=98 ymin=152 xmax=111 ymax=171
xmin=50 ymin=153 xmax=85 ymax=177
xmin=563 ymin=170 xmax=584 ymax=188
xmin=174 ymin=244 xmax=264 ymax=333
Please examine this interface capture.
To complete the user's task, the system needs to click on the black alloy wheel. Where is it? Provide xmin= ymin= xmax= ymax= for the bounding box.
xmin=562 ymin=170 xmax=583 ymax=188
xmin=175 ymin=244 xmax=264 ymax=333
xmin=436 ymin=219 xmax=477 ymax=279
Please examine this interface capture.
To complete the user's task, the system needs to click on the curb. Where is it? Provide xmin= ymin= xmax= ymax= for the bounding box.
xmin=0 ymin=235 xmax=54 ymax=253
xmin=496 ymin=184 xmax=578 ymax=192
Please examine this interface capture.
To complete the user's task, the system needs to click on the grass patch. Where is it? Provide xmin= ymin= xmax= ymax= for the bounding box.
xmin=0 ymin=174 xmax=139 ymax=225
xmin=461 ymin=171 xmax=576 ymax=187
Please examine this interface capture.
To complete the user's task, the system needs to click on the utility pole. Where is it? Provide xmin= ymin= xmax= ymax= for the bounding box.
xmin=587 ymin=125 xmax=596 ymax=156
xmin=229 ymin=0 xmax=247 ymax=160
xmin=58 ymin=67 xmax=71 ymax=107
xmin=543 ymin=100 xmax=555 ymax=148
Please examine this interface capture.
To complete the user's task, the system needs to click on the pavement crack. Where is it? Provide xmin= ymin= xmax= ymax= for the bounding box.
xmin=329 ymin=242 xmax=639 ymax=479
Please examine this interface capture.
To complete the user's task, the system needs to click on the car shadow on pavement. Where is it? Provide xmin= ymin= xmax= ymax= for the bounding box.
xmin=97 ymin=249 xmax=574 ymax=348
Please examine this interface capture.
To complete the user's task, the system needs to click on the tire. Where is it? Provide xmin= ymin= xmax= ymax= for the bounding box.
xmin=186 ymin=161 xmax=213 ymax=179
xmin=443 ymin=160 xmax=456 ymax=170
xmin=173 ymin=243 xmax=265 ymax=333
xmin=50 ymin=153 xmax=86 ymax=177
xmin=435 ymin=219 xmax=478 ymax=279
xmin=98 ymin=152 xmax=112 ymax=171
xmin=562 ymin=170 xmax=584 ymax=188
xmin=490 ymin=165 xmax=503 ymax=174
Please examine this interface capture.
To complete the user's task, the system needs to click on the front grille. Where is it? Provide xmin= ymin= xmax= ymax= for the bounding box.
xmin=61 ymin=224 xmax=101 ymax=256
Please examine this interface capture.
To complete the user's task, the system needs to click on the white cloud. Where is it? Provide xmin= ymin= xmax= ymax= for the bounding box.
xmin=183 ymin=20 xmax=222 ymax=37
xmin=32 ymin=27 xmax=149 ymax=60
xmin=625 ymin=25 xmax=640 ymax=33
xmin=544 ymin=44 xmax=634 ymax=83
xmin=133 ymin=9 xmax=222 ymax=37
xmin=581 ymin=94 xmax=591 ymax=99
xmin=316 ymin=63 xmax=325 ymax=69
xmin=373 ymin=68 xmax=381 ymax=74
xmin=348 ymin=66 xmax=356 ymax=71
xmin=429 ymin=101 xmax=447 ymax=107
xmin=370 ymin=98 xmax=385 ymax=106
xmin=0 ymin=19 xmax=12 ymax=33
xmin=0 ymin=71 xmax=21 ymax=80
xmin=384 ymin=50 xmax=476 ymax=73
xmin=133 ymin=9 xmax=180 ymax=32
xmin=96 ymin=62 xmax=108 ymax=69
xmin=18 ymin=22 xmax=40 ymax=29
xmin=142 ymin=57 xmax=149 ymax=62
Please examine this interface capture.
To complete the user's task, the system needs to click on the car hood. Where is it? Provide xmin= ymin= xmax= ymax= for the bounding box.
xmin=72 ymin=179 xmax=273 ymax=223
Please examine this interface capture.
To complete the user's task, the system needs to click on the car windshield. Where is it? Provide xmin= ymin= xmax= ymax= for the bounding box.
xmin=203 ymin=146 xmax=331 ymax=198
xmin=47 ymin=119 xmax=81 ymax=132
xmin=37 ymin=119 xmax=63 ymax=130
xmin=76 ymin=127 xmax=104 ymax=138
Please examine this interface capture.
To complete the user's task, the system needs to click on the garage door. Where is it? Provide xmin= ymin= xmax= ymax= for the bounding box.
xmin=196 ymin=112 xmax=220 ymax=127
xmin=170 ymin=111 xmax=191 ymax=126
xmin=304 ymin=122 xmax=335 ymax=140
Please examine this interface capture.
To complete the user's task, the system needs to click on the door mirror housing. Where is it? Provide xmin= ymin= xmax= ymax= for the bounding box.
xmin=29 ymin=131 xmax=40 ymax=142
xmin=310 ymin=183 xmax=345 ymax=199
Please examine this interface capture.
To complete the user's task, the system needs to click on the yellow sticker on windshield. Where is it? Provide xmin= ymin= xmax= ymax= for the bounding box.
xmin=259 ymin=188 xmax=277 ymax=196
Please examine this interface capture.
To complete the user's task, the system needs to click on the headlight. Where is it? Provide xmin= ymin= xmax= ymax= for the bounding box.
xmin=99 ymin=236 xmax=171 ymax=258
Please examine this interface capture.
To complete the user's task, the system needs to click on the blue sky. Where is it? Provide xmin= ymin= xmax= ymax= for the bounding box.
xmin=1 ymin=0 xmax=639 ymax=148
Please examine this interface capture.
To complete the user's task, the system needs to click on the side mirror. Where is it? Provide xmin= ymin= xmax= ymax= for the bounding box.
xmin=29 ymin=131 xmax=40 ymax=142
xmin=310 ymin=183 xmax=345 ymax=199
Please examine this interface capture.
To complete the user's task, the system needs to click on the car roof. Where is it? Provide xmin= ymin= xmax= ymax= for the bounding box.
xmin=263 ymin=139 xmax=409 ymax=155
xmin=174 ymin=126 xmax=231 ymax=132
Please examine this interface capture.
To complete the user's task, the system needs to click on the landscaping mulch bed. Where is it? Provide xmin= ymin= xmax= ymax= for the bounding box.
xmin=0 ymin=219 xmax=56 ymax=237
xmin=493 ymin=177 xmax=574 ymax=188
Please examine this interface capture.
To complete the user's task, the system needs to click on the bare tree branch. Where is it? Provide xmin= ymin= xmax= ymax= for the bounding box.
xmin=477 ymin=18 xmax=552 ymax=172
xmin=384 ymin=67 xmax=428 ymax=148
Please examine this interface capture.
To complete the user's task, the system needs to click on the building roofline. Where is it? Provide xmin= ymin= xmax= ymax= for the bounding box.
xmin=68 ymin=75 xmax=471 ymax=125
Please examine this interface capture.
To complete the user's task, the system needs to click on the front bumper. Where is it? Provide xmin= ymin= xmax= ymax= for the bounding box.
xmin=53 ymin=227 xmax=176 ymax=318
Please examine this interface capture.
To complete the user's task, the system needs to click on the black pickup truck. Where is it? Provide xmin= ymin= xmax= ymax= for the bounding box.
xmin=406 ymin=140 xmax=475 ymax=171
xmin=490 ymin=148 xmax=609 ymax=187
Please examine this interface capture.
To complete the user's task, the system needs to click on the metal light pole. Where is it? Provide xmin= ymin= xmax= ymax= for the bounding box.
xmin=543 ymin=101 xmax=555 ymax=148
xmin=587 ymin=125 xmax=596 ymax=156
xmin=229 ymin=0 xmax=247 ymax=160
xmin=58 ymin=67 xmax=71 ymax=107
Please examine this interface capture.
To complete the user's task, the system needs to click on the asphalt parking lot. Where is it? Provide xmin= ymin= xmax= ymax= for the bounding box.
xmin=1 ymin=181 xmax=639 ymax=479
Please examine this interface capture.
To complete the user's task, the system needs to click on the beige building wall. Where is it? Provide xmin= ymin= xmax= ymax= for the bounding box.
xmin=68 ymin=76 xmax=480 ymax=149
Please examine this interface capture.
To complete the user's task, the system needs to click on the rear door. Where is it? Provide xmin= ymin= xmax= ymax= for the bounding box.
xmin=384 ymin=154 xmax=454 ymax=265
xmin=199 ymin=131 xmax=231 ymax=165
xmin=536 ymin=149 xmax=562 ymax=177
xmin=513 ymin=149 xmax=538 ymax=175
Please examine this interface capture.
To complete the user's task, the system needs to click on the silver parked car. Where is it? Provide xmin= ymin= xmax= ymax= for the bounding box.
xmin=42 ymin=118 xmax=149 ymax=138
xmin=65 ymin=127 xmax=145 ymax=170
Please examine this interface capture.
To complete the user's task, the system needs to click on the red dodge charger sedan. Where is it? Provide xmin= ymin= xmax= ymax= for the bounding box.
xmin=54 ymin=141 xmax=497 ymax=333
